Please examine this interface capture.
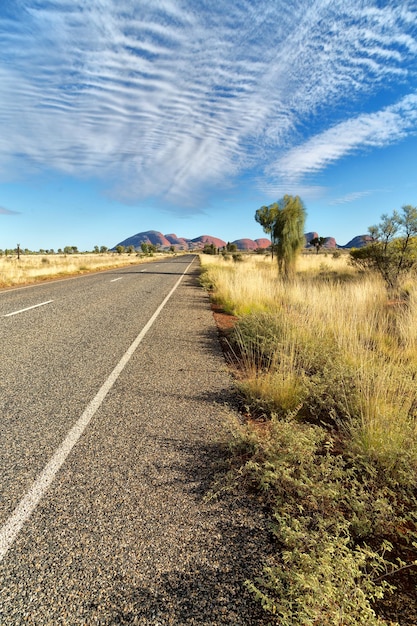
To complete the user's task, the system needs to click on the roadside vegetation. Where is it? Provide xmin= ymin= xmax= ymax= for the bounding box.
xmin=0 ymin=250 xmax=176 ymax=288
xmin=200 ymin=248 xmax=417 ymax=625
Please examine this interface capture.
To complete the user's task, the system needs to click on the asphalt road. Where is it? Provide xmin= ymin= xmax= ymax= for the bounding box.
xmin=0 ymin=255 xmax=271 ymax=625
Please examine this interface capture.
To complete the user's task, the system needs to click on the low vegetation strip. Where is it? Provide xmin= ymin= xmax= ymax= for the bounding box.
xmin=200 ymin=252 xmax=417 ymax=625
xmin=0 ymin=252 xmax=174 ymax=288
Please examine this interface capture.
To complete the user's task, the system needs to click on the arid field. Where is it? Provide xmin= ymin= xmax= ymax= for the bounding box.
xmin=0 ymin=252 xmax=173 ymax=289
xmin=200 ymin=251 xmax=417 ymax=625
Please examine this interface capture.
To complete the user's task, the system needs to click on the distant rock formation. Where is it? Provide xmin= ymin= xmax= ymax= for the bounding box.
xmin=323 ymin=237 xmax=337 ymax=249
xmin=231 ymin=238 xmax=273 ymax=250
xmin=232 ymin=238 xmax=258 ymax=250
xmin=113 ymin=231 xmax=230 ymax=251
xmin=305 ymin=232 xmax=319 ymax=244
xmin=190 ymin=235 xmax=227 ymax=248
xmin=112 ymin=230 xmax=371 ymax=251
xmin=305 ymin=233 xmax=336 ymax=249
xmin=165 ymin=233 xmax=189 ymax=249
xmin=255 ymin=238 xmax=271 ymax=249
xmin=115 ymin=230 xmax=171 ymax=249
xmin=341 ymin=235 xmax=373 ymax=248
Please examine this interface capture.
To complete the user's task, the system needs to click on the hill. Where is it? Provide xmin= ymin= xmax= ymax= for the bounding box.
xmin=113 ymin=231 xmax=371 ymax=251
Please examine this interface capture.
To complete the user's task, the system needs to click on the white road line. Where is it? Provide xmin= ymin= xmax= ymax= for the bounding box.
xmin=0 ymin=258 xmax=195 ymax=562
xmin=140 ymin=269 xmax=146 ymax=272
xmin=3 ymin=300 xmax=54 ymax=317
xmin=110 ymin=277 xmax=123 ymax=282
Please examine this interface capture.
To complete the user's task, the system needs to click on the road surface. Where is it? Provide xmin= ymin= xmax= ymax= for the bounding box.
xmin=0 ymin=256 xmax=270 ymax=625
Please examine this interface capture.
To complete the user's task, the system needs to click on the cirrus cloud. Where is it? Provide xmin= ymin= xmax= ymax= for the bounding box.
xmin=0 ymin=206 xmax=20 ymax=215
xmin=0 ymin=0 xmax=416 ymax=209
xmin=271 ymin=94 xmax=417 ymax=181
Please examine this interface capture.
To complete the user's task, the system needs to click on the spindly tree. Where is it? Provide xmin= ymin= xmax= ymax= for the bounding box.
xmin=273 ymin=195 xmax=306 ymax=279
xmin=350 ymin=204 xmax=417 ymax=298
xmin=255 ymin=203 xmax=279 ymax=259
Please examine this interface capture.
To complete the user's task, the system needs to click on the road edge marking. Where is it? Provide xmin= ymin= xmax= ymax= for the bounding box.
xmin=0 ymin=257 xmax=195 ymax=562
xmin=3 ymin=300 xmax=53 ymax=317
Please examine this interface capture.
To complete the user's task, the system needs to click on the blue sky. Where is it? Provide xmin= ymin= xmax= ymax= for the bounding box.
xmin=1 ymin=0 xmax=417 ymax=250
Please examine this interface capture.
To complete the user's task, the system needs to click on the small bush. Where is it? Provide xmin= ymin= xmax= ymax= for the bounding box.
xmin=231 ymin=312 xmax=358 ymax=426
xmin=237 ymin=371 xmax=307 ymax=418
xmin=231 ymin=312 xmax=290 ymax=371
xmin=232 ymin=416 xmax=416 ymax=625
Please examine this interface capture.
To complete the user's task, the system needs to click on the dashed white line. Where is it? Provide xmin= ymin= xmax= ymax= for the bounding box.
xmin=3 ymin=300 xmax=54 ymax=317
xmin=110 ymin=277 xmax=123 ymax=282
xmin=0 ymin=257 xmax=195 ymax=562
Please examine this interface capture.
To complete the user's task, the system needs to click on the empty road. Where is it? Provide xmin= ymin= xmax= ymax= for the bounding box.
xmin=0 ymin=256 xmax=270 ymax=625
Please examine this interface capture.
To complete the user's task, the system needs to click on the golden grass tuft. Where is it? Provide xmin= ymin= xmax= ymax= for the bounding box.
xmin=200 ymin=251 xmax=417 ymax=468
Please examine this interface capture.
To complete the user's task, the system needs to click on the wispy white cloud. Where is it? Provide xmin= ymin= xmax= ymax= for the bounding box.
xmin=255 ymin=181 xmax=327 ymax=203
xmin=271 ymin=94 xmax=417 ymax=181
xmin=0 ymin=206 xmax=20 ymax=215
xmin=329 ymin=191 xmax=373 ymax=205
xmin=0 ymin=0 xmax=416 ymax=209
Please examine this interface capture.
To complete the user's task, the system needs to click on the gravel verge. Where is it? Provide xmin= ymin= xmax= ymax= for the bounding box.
xmin=0 ymin=262 xmax=273 ymax=625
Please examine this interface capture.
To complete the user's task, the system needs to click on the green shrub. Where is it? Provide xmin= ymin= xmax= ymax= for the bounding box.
xmin=231 ymin=416 xmax=416 ymax=625
xmin=231 ymin=312 xmax=359 ymax=427
xmin=231 ymin=312 xmax=289 ymax=371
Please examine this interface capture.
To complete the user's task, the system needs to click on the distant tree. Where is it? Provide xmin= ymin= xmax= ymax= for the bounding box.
xmin=140 ymin=242 xmax=156 ymax=255
xmin=350 ymin=205 xmax=417 ymax=299
xmin=226 ymin=242 xmax=238 ymax=253
xmin=202 ymin=243 xmax=217 ymax=255
xmin=115 ymin=245 xmax=125 ymax=255
xmin=255 ymin=204 xmax=278 ymax=259
xmin=310 ymin=236 xmax=326 ymax=254
xmin=93 ymin=245 xmax=100 ymax=254
xmin=127 ymin=245 xmax=135 ymax=255
xmin=100 ymin=245 xmax=108 ymax=253
xmin=57 ymin=248 xmax=63 ymax=254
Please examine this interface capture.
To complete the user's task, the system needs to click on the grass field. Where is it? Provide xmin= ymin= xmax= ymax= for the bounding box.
xmin=0 ymin=252 xmax=173 ymax=288
xmin=200 ymin=251 xmax=417 ymax=625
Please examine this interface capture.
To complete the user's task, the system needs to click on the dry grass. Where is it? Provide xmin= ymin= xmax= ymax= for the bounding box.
xmin=200 ymin=252 xmax=417 ymax=469
xmin=0 ymin=252 xmax=173 ymax=288
xmin=201 ymin=251 xmax=417 ymax=624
